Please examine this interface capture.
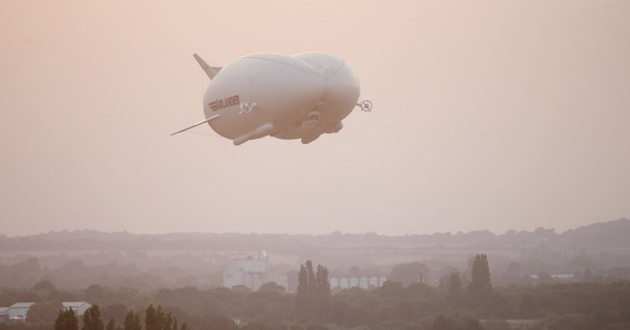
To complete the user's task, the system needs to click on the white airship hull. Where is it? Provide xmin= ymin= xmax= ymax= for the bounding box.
xmin=176 ymin=52 xmax=363 ymax=145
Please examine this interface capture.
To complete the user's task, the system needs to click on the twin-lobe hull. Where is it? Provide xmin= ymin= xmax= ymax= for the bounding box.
xmin=201 ymin=53 xmax=360 ymax=145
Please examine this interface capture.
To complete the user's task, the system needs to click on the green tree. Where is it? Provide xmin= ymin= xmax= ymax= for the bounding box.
xmin=83 ymin=305 xmax=105 ymax=330
xmin=123 ymin=311 xmax=141 ymax=330
xmin=296 ymin=264 xmax=309 ymax=322
xmin=295 ymin=260 xmax=331 ymax=323
xmin=468 ymin=254 xmax=492 ymax=298
xmin=145 ymin=305 xmax=159 ymax=330
xmin=389 ymin=262 xmax=430 ymax=286
xmin=85 ymin=284 xmax=106 ymax=302
xmin=305 ymin=324 xmax=328 ymax=330
xmin=33 ymin=280 xmax=55 ymax=291
xmin=27 ymin=301 xmax=63 ymax=323
xmin=106 ymin=318 xmax=116 ymax=330
xmin=144 ymin=305 xmax=174 ymax=330
xmin=432 ymin=315 xmax=451 ymax=330
xmin=102 ymin=304 xmax=128 ymax=327
xmin=55 ymin=309 xmax=79 ymax=330
xmin=447 ymin=272 xmax=463 ymax=304
xmin=306 ymin=260 xmax=316 ymax=319
xmin=315 ymin=264 xmax=331 ymax=322
xmin=259 ymin=281 xmax=286 ymax=292
xmin=464 ymin=318 xmax=483 ymax=330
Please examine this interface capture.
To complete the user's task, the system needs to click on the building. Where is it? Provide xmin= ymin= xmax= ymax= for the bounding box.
xmin=63 ymin=302 xmax=92 ymax=316
xmin=223 ymin=258 xmax=288 ymax=291
xmin=8 ymin=303 xmax=34 ymax=322
xmin=0 ymin=308 xmax=8 ymax=324
xmin=0 ymin=302 xmax=91 ymax=323
xmin=330 ymin=276 xmax=387 ymax=290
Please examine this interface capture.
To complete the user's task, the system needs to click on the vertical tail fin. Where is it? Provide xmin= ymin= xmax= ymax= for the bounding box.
xmin=193 ymin=54 xmax=222 ymax=80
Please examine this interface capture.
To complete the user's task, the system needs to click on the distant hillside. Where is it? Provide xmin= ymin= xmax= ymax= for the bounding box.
xmin=1 ymin=218 xmax=629 ymax=252
xmin=562 ymin=217 xmax=630 ymax=248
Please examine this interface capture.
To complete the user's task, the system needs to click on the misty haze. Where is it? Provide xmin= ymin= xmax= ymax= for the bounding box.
xmin=1 ymin=1 xmax=630 ymax=330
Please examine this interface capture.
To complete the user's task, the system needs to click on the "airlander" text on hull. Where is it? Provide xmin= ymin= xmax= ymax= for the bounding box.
xmin=209 ymin=95 xmax=240 ymax=111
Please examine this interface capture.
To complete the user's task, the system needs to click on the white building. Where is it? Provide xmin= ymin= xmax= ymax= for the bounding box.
xmin=3 ymin=302 xmax=91 ymax=322
xmin=223 ymin=258 xmax=288 ymax=291
xmin=8 ymin=303 xmax=34 ymax=321
xmin=63 ymin=302 xmax=92 ymax=316
xmin=330 ymin=276 xmax=387 ymax=290
xmin=0 ymin=307 xmax=9 ymax=324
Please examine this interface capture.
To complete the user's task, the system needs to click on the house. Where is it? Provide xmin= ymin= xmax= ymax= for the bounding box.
xmin=63 ymin=302 xmax=91 ymax=316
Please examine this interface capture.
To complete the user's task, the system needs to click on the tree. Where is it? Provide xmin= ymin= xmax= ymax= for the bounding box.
xmin=305 ymin=324 xmax=328 ymax=330
xmin=33 ymin=280 xmax=55 ymax=291
xmin=295 ymin=260 xmax=331 ymax=323
xmin=468 ymin=254 xmax=492 ymax=298
xmin=55 ymin=309 xmax=79 ymax=330
xmin=447 ymin=272 xmax=463 ymax=304
xmin=27 ymin=301 xmax=63 ymax=323
xmin=106 ymin=318 xmax=116 ymax=330
xmin=145 ymin=305 xmax=159 ymax=330
xmin=296 ymin=264 xmax=309 ymax=321
xmin=500 ymin=261 xmax=522 ymax=285
xmin=375 ymin=280 xmax=404 ymax=297
xmin=86 ymin=284 xmax=106 ymax=302
xmin=315 ymin=264 xmax=331 ymax=322
xmin=389 ymin=262 xmax=430 ymax=286
xmin=123 ymin=311 xmax=141 ymax=330
xmin=83 ymin=305 xmax=105 ymax=330
xmin=306 ymin=260 xmax=316 ymax=318
xmin=145 ymin=305 xmax=174 ymax=330
xmin=464 ymin=318 xmax=483 ymax=330
xmin=516 ymin=293 xmax=538 ymax=319
xmin=259 ymin=282 xmax=286 ymax=292
xmin=432 ymin=315 xmax=451 ymax=330
xmin=102 ymin=304 xmax=128 ymax=327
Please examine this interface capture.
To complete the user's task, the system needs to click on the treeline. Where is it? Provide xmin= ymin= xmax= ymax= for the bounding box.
xmin=0 ymin=256 xmax=224 ymax=290
xmin=52 ymin=305 xmax=188 ymax=330
xmin=2 ymin=259 xmax=630 ymax=329
xmin=4 ymin=281 xmax=630 ymax=329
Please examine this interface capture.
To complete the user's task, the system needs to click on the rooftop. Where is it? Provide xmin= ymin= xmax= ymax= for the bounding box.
xmin=10 ymin=303 xmax=35 ymax=308
xmin=63 ymin=302 xmax=89 ymax=308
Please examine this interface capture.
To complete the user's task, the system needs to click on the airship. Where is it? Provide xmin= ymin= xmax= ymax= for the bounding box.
xmin=171 ymin=53 xmax=372 ymax=145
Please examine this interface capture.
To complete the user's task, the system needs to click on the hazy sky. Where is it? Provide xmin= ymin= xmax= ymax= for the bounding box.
xmin=1 ymin=0 xmax=629 ymax=237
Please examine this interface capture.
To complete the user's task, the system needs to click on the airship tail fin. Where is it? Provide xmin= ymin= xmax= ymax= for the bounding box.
xmin=193 ymin=54 xmax=222 ymax=80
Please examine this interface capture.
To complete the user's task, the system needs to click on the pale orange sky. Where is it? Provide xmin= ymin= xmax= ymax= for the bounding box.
xmin=1 ymin=0 xmax=629 ymax=236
